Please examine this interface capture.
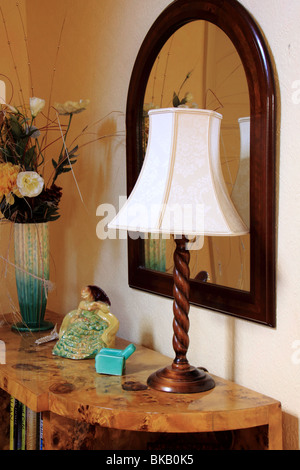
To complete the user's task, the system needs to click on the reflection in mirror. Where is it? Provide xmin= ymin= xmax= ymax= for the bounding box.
xmin=141 ymin=21 xmax=250 ymax=291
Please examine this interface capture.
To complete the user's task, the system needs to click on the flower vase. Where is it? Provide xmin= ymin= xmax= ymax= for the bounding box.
xmin=12 ymin=222 xmax=53 ymax=332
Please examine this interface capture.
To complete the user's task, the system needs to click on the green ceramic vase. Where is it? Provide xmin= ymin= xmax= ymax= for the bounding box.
xmin=12 ymin=222 xmax=53 ymax=332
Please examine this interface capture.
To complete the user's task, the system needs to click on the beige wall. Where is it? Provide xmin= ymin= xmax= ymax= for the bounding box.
xmin=0 ymin=0 xmax=29 ymax=314
xmin=0 ymin=0 xmax=300 ymax=450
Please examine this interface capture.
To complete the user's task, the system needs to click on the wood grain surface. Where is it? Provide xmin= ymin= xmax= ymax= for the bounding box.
xmin=0 ymin=311 xmax=282 ymax=449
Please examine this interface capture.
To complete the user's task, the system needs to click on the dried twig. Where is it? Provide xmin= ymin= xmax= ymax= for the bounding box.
xmin=42 ymin=12 xmax=68 ymax=158
xmin=0 ymin=5 xmax=25 ymax=109
xmin=160 ymin=35 xmax=174 ymax=108
xmin=16 ymin=1 xmax=34 ymax=97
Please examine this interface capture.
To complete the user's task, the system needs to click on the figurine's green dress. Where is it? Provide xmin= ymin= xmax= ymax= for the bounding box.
xmin=52 ymin=309 xmax=108 ymax=360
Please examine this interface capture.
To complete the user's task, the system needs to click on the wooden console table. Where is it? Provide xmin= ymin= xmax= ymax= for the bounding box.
xmin=0 ymin=312 xmax=282 ymax=450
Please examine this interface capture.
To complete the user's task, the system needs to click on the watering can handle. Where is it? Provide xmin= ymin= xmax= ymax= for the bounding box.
xmin=122 ymin=343 xmax=136 ymax=360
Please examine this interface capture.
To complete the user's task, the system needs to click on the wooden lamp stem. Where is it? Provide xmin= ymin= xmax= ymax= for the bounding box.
xmin=172 ymin=236 xmax=191 ymax=370
xmin=147 ymin=236 xmax=215 ymax=393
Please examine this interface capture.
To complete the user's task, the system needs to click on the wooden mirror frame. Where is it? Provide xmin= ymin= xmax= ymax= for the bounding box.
xmin=126 ymin=0 xmax=276 ymax=326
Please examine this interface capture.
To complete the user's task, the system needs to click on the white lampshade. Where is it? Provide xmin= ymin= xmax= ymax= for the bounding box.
xmin=109 ymin=108 xmax=248 ymax=237
xmin=231 ymin=116 xmax=250 ymax=228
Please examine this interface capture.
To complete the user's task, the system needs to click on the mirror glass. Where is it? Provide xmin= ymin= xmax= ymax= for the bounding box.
xmin=127 ymin=0 xmax=276 ymax=327
xmin=141 ymin=21 xmax=250 ymax=291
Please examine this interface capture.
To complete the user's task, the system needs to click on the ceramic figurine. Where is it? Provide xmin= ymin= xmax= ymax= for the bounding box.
xmin=52 ymin=285 xmax=119 ymax=360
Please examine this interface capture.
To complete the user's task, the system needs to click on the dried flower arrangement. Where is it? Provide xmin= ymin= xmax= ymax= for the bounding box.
xmin=0 ymin=3 xmax=122 ymax=224
xmin=0 ymin=96 xmax=89 ymax=223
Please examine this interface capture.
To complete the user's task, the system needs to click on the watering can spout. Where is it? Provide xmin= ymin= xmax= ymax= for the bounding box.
xmin=122 ymin=343 xmax=136 ymax=360
xmin=95 ymin=343 xmax=136 ymax=375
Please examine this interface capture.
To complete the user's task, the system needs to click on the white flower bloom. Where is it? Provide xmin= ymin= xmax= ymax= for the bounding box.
xmin=184 ymin=92 xmax=193 ymax=103
xmin=17 ymin=171 xmax=44 ymax=197
xmin=26 ymin=125 xmax=41 ymax=139
xmin=30 ymin=97 xmax=45 ymax=117
xmin=6 ymin=104 xmax=18 ymax=114
xmin=54 ymin=99 xmax=90 ymax=115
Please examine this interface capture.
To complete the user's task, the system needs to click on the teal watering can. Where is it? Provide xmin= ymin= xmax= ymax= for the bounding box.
xmin=95 ymin=343 xmax=136 ymax=376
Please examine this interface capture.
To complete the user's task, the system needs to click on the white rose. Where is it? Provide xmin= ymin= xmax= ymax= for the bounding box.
xmin=30 ymin=97 xmax=45 ymax=117
xmin=17 ymin=171 xmax=44 ymax=197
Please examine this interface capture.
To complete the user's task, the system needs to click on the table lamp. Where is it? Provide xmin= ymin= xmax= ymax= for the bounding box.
xmin=108 ymin=107 xmax=249 ymax=393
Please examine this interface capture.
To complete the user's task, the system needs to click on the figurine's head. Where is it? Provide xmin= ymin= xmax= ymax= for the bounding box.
xmin=81 ymin=285 xmax=111 ymax=306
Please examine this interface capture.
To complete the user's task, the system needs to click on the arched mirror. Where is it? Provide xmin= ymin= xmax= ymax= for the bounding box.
xmin=126 ymin=0 xmax=276 ymax=326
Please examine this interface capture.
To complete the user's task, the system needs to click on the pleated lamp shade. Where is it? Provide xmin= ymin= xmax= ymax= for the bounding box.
xmin=231 ymin=116 xmax=250 ymax=228
xmin=109 ymin=107 xmax=248 ymax=238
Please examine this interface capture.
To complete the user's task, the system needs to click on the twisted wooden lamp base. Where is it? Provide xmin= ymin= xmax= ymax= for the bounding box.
xmin=147 ymin=236 xmax=215 ymax=393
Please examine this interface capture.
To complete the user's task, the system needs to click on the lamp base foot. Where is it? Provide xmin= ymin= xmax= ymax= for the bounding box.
xmin=147 ymin=364 xmax=215 ymax=394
